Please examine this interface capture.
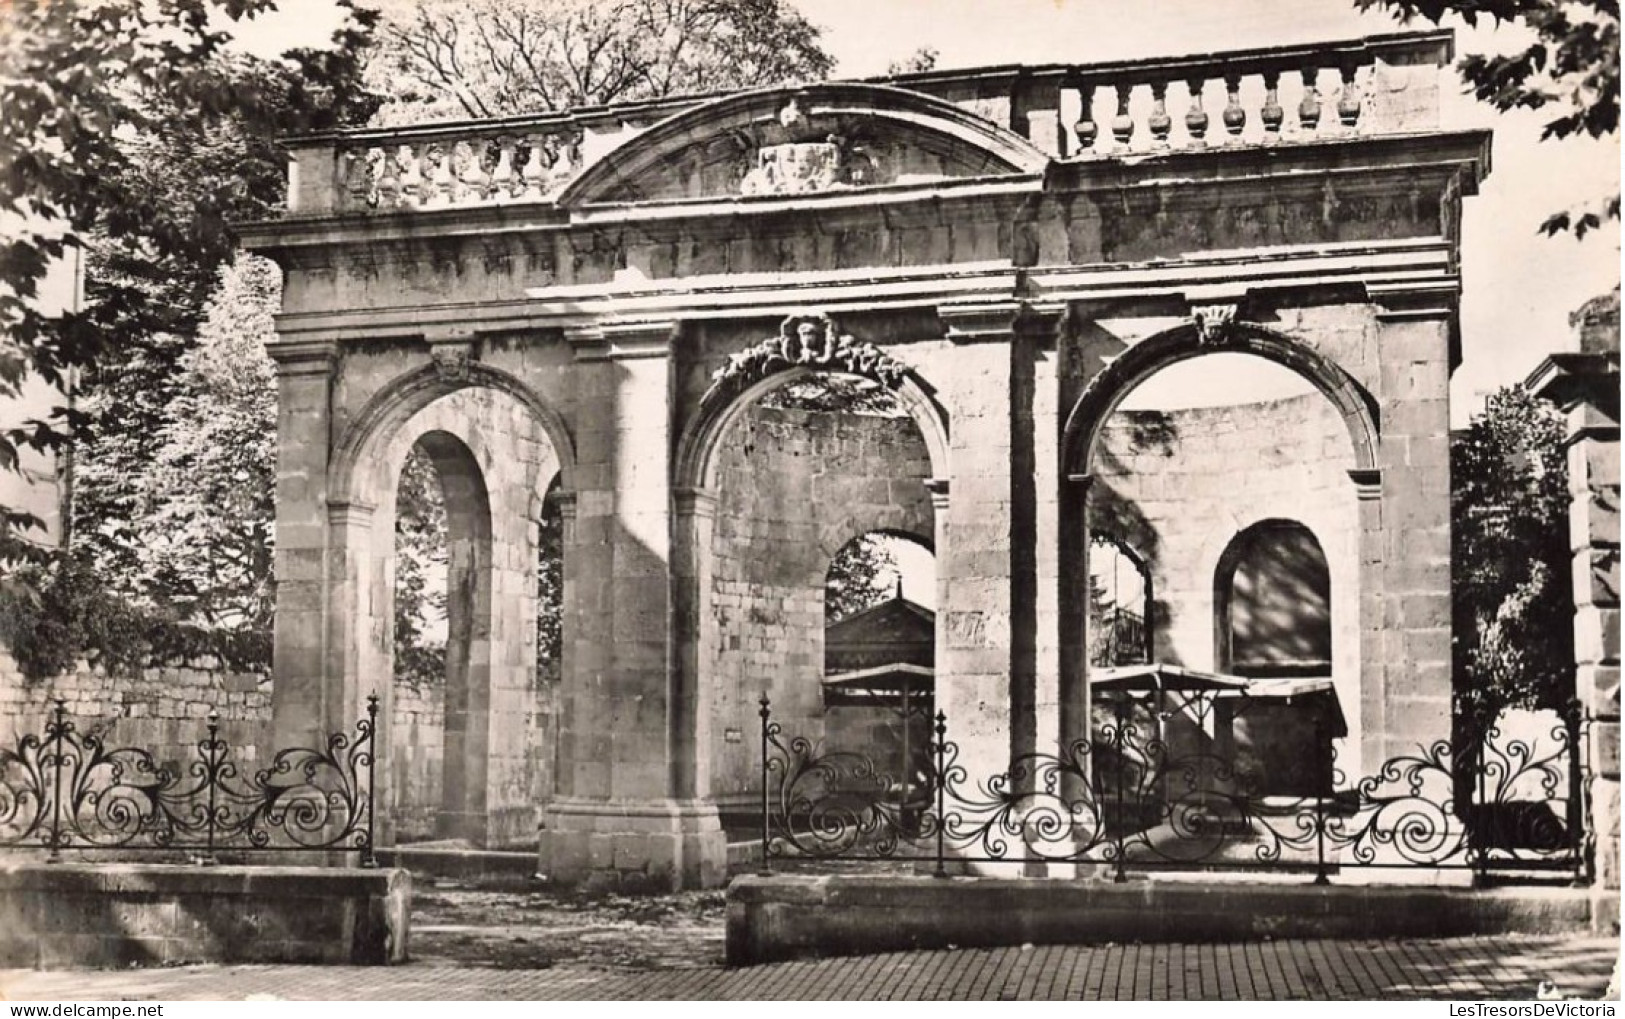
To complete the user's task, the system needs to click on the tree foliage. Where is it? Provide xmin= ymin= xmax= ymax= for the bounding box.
xmin=368 ymin=0 xmax=836 ymax=122
xmin=825 ymin=535 xmax=902 ymax=622
xmin=1 ymin=1 xmax=379 ymax=538
xmin=1450 ymin=385 xmax=1575 ymax=735
xmin=1355 ymin=0 xmax=1619 ymax=236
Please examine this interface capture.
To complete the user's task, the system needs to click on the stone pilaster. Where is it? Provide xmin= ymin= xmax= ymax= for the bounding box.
xmin=1368 ymin=296 xmax=1455 ymax=765
xmin=1526 ymin=291 xmax=1621 ymax=926
xmin=266 ymin=340 xmax=340 ymax=747
xmin=540 ymin=322 xmax=725 ymax=889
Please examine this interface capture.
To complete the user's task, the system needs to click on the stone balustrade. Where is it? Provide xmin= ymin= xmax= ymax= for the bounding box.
xmin=282 ymin=29 xmax=1453 ymax=216
xmin=1064 ymin=30 xmax=1452 ymax=157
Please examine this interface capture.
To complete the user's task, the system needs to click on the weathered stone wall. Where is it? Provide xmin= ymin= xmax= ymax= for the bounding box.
xmin=0 ymin=651 xmax=271 ymax=764
xmin=709 ymin=403 xmax=935 ymax=802
xmin=1090 ymin=392 xmax=1361 ymax=752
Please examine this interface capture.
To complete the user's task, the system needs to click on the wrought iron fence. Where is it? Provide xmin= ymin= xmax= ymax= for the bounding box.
xmin=0 ymin=696 xmax=379 ymax=863
xmin=756 ymin=692 xmax=1588 ymax=884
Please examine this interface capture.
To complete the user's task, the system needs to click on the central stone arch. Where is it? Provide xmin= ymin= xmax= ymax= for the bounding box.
xmin=669 ymin=316 xmax=950 ymax=802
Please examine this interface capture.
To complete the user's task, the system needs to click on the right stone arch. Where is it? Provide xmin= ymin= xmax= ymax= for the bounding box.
xmin=1061 ymin=314 xmax=1392 ymax=778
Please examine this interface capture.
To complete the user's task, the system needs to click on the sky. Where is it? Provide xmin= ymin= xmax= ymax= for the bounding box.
xmin=241 ymin=0 xmax=1620 ymax=423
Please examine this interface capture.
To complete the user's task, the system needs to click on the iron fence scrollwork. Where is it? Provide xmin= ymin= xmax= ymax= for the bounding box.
xmin=0 ymin=696 xmax=380 ymax=863
xmin=756 ymin=693 xmax=1586 ymax=882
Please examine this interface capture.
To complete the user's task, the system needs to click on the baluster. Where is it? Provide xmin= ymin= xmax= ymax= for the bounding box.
xmin=459 ymin=138 xmax=492 ymax=203
xmin=1299 ymin=67 xmax=1322 ymax=133
xmin=1148 ymin=81 xmax=1172 ymax=149
xmin=341 ymin=147 xmax=372 ymax=210
xmin=427 ymin=143 xmax=455 ymax=208
xmin=1111 ymin=83 xmax=1135 ymax=150
xmin=519 ymin=137 xmax=547 ymax=201
xmin=1222 ymin=74 xmax=1246 ymax=141
xmin=1260 ymin=70 xmax=1284 ymax=140
xmin=1337 ymin=64 xmax=1363 ymax=129
xmin=1072 ymin=83 xmax=1098 ymax=154
xmin=375 ymin=145 xmax=403 ymax=208
xmin=395 ymin=144 xmax=420 ymax=208
xmin=1184 ymin=77 xmax=1209 ymax=147
xmin=491 ymin=137 xmax=518 ymax=200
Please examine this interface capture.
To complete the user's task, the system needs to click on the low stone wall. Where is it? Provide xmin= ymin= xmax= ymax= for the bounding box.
xmin=0 ymin=652 xmax=271 ymax=762
xmin=0 ymin=864 xmax=410 ymax=968
xmin=725 ymin=875 xmax=1601 ymax=965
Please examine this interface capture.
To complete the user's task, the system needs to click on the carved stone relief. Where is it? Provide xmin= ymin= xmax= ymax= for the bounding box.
xmin=711 ymin=315 xmax=909 ymax=393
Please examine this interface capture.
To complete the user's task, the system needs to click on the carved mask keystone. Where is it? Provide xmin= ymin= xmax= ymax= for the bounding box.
xmin=712 ymin=315 xmax=909 ymax=393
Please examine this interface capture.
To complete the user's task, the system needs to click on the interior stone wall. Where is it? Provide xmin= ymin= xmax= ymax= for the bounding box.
xmin=708 ymin=402 xmax=934 ymax=804
xmin=1089 ymin=392 xmax=1361 ymax=754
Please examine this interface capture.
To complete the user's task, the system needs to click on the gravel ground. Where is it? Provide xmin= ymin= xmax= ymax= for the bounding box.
xmin=409 ymin=879 xmax=727 ymax=970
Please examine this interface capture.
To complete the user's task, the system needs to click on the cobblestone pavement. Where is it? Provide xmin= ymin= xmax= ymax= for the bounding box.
xmin=2 ymin=936 xmax=1619 ymax=1001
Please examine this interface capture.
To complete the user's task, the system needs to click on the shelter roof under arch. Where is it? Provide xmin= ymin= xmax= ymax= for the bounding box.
xmin=556 ymin=82 xmax=1049 ymax=207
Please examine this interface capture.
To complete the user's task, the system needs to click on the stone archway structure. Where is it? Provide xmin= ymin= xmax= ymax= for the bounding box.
xmin=248 ymin=33 xmax=1486 ymax=886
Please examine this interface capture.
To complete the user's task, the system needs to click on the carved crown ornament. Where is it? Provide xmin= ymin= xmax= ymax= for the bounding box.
xmin=711 ymin=315 xmax=909 ymax=394
xmin=736 ymin=97 xmax=887 ymax=196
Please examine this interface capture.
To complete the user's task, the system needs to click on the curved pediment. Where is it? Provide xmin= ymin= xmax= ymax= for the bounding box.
xmin=557 ymin=83 xmax=1048 ymax=207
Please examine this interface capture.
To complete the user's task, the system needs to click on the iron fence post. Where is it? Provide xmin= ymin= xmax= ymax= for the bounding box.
xmin=1113 ymin=699 xmax=1127 ymax=884
xmin=933 ymin=710 xmax=947 ymax=879
xmin=758 ymin=694 xmax=772 ymax=876
xmin=363 ymin=694 xmax=380 ymax=868
xmin=47 ymin=698 xmax=65 ymax=863
xmin=204 ymin=710 xmax=220 ymax=865
xmin=1473 ymin=737 xmax=1489 ymax=888
xmin=1313 ymin=713 xmax=1329 ymax=886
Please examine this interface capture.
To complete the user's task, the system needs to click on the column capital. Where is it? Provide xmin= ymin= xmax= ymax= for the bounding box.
xmin=268 ymin=338 xmax=340 ymax=378
xmin=327 ymin=500 xmax=376 ymax=528
xmin=1367 ymin=281 xmax=1460 ymax=322
xmin=938 ymin=302 xmax=1061 ymax=344
xmin=672 ymin=485 xmax=719 ymax=518
xmin=1066 ymin=472 xmax=1095 ymax=493
xmin=548 ymin=489 xmax=579 ymax=522
xmin=1347 ymin=467 xmax=1383 ymax=501
xmin=924 ymin=477 xmax=950 ymax=511
xmin=566 ymin=320 xmax=678 ymax=362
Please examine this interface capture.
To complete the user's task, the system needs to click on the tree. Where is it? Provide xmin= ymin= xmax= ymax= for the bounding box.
xmin=367 ymin=0 xmax=836 ymax=122
xmin=886 ymin=46 xmax=939 ymax=76
xmin=825 ymin=536 xmax=901 ymax=622
xmin=1451 ymin=385 xmax=1575 ymax=739
xmin=1 ymin=0 xmax=380 ymax=561
xmin=1355 ymin=0 xmax=1619 ymax=236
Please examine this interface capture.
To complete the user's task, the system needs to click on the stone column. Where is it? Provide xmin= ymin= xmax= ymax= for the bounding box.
xmin=266 ymin=339 xmax=341 ymax=747
xmin=1526 ymin=291 xmax=1621 ymax=925
xmin=1367 ymin=297 xmax=1455 ymax=764
xmin=540 ymin=323 xmax=725 ymax=890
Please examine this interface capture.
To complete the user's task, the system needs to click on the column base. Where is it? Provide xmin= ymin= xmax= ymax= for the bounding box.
xmin=538 ymin=798 xmax=727 ymax=891
xmin=434 ymin=805 xmax=537 ymax=850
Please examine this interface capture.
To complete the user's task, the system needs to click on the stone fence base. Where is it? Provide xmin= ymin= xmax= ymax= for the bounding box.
xmin=0 ymin=863 xmax=411 ymax=968
xmin=726 ymin=874 xmax=1608 ymax=966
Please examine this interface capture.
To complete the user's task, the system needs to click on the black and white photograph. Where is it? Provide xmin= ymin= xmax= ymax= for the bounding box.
xmin=0 ymin=0 xmax=1619 ymax=1003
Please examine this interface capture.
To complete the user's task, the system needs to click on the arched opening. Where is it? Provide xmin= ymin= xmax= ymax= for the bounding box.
xmin=1073 ymin=345 xmax=1361 ymax=780
xmin=1089 ymin=533 xmax=1152 ymax=668
xmin=1214 ymin=519 xmax=1333 ymax=679
xmin=331 ymin=376 xmax=570 ymax=849
xmin=386 ymin=431 xmax=493 ymax=842
xmin=695 ymin=364 xmax=942 ymax=832
xmin=822 ymin=530 xmax=937 ymax=813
